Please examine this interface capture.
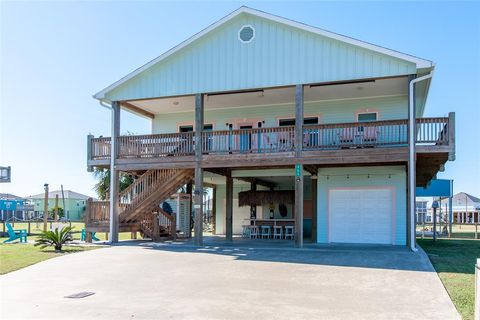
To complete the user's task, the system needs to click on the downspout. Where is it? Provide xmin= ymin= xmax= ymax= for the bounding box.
xmin=99 ymin=99 xmax=117 ymax=244
xmin=408 ymin=71 xmax=433 ymax=252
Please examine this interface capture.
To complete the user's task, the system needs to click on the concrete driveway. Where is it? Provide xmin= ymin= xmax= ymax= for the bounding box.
xmin=0 ymin=240 xmax=459 ymax=320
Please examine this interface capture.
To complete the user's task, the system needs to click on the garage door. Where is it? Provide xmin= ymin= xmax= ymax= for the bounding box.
xmin=329 ymin=188 xmax=393 ymax=244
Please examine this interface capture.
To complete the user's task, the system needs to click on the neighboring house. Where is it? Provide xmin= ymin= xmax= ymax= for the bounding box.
xmin=85 ymin=7 xmax=455 ymax=247
xmin=0 ymin=193 xmax=25 ymax=220
xmin=27 ymin=190 xmax=90 ymax=221
xmin=416 ymin=200 xmax=430 ymax=223
xmin=439 ymin=192 xmax=480 ymax=224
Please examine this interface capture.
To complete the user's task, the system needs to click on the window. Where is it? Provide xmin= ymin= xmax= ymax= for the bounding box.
xmin=357 ymin=112 xmax=377 ymax=122
xmin=179 ymin=124 xmax=213 ymax=132
xmin=279 ymin=117 xmax=318 ymax=126
xmin=179 ymin=125 xmax=193 ymax=133
xmin=238 ymin=25 xmax=255 ymax=43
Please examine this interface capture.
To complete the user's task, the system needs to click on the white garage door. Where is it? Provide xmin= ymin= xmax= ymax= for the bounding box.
xmin=329 ymin=188 xmax=393 ymax=244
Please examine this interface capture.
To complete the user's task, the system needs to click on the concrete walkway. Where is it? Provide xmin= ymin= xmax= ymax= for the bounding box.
xmin=0 ymin=240 xmax=459 ymax=320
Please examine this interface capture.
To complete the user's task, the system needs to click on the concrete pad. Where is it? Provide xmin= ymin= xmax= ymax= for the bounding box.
xmin=0 ymin=240 xmax=459 ymax=320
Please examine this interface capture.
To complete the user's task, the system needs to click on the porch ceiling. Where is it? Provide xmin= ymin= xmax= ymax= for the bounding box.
xmin=126 ymin=77 xmax=407 ymax=115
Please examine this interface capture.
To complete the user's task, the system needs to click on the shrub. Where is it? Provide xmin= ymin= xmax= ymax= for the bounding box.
xmin=34 ymin=226 xmax=74 ymax=251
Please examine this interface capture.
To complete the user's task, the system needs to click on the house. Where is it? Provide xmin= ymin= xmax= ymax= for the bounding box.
xmin=27 ymin=190 xmax=90 ymax=221
xmin=440 ymin=192 xmax=480 ymax=224
xmin=85 ymin=7 xmax=455 ymax=248
xmin=0 ymin=193 xmax=25 ymax=221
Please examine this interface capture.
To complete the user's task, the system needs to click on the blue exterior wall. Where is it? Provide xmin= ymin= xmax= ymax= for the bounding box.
xmin=317 ymin=166 xmax=407 ymax=245
xmin=153 ymin=95 xmax=407 ymax=133
xmin=105 ymin=12 xmax=415 ymax=101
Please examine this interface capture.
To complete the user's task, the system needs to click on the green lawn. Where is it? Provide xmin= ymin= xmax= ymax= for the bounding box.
xmin=418 ymin=239 xmax=480 ymax=320
xmin=0 ymin=241 xmax=102 ymax=274
xmin=2 ymin=222 xmax=141 ymax=241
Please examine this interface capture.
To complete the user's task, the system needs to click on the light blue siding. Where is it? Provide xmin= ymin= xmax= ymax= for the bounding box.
xmin=317 ymin=166 xmax=407 ymax=245
xmin=106 ymin=12 xmax=416 ymax=101
xmin=153 ymin=95 xmax=407 ymax=133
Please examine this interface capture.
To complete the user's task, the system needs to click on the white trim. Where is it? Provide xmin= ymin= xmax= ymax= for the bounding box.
xmin=94 ymin=6 xmax=433 ymax=100
xmin=238 ymin=24 xmax=255 ymax=43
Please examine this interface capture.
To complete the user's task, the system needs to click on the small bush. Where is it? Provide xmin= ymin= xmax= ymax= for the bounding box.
xmin=34 ymin=226 xmax=74 ymax=251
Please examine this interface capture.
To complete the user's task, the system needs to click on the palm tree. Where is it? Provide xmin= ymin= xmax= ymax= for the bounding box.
xmin=93 ymin=168 xmax=134 ymax=200
xmin=34 ymin=226 xmax=74 ymax=251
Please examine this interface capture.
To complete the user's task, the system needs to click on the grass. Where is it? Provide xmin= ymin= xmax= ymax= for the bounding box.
xmin=418 ymin=238 xmax=480 ymax=320
xmin=0 ymin=241 xmax=102 ymax=274
xmin=0 ymin=222 xmax=150 ymax=274
xmin=2 ymin=222 xmax=141 ymax=241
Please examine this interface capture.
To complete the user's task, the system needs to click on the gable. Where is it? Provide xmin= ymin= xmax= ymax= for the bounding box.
xmin=101 ymin=10 xmax=420 ymax=101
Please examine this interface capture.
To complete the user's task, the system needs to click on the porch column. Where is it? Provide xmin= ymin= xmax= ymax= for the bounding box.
xmin=225 ymin=170 xmax=233 ymax=241
xmin=109 ymin=101 xmax=120 ymax=243
xmin=212 ymin=186 xmax=217 ymax=234
xmin=186 ymin=183 xmax=193 ymax=238
xmin=194 ymin=94 xmax=204 ymax=246
xmin=407 ymin=74 xmax=416 ymax=250
xmin=294 ymin=84 xmax=304 ymax=248
xmin=311 ymin=174 xmax=318 ymax=243
xmin=250 ymin=180 xmax=257 ymax=220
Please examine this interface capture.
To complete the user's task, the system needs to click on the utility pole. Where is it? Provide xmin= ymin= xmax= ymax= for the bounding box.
xmin=54 ymin=194 xmax=59 ymax=222
xmin=43 ymin=184 xmax=49 ymax=232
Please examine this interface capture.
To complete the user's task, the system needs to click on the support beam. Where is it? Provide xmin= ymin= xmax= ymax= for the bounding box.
xmin=120 ymin=101 xmax=155 ymax=119
xmin=204 ymin=168 xmax=275 ymax=189
xmin=212 ymin=187 xmax=217 ymax=235
xmin=311 ymin=174 xmax=317 ymax=243
xmin=250 ymin=181 xmax=257 ymax=221
xmin=109 ymin=101 xmax=120 ymax=243
xmin=407 ymin=74 xmax=416 ymax=250
xmin=295 ymin=84 xmax=304 ymax=248
xmin=225 ymin=170 xmax=233 ymax=242
xmin=303 ymin=165 xmax=317 ymax=176
xmin=194 ymin=94 xmax=204 ymax=246
xmin=186 ymin=183 xmax=193 ymax=238
xmin=448 ymin=194 xmax=453 ymax=238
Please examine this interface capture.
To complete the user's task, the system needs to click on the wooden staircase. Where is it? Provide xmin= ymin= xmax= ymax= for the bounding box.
xmin=85 ymin=168 xmax=193 ymax=241
xmin=119 ymin=168 xmax=193 ymax=239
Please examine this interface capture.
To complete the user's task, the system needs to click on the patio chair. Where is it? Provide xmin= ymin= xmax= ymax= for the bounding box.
xmin=273 ymin=225 xmax=283 ymax=239
xmin=81 ymin=229 xmax=100 ymax=241
xmin=250 ymin=226 xmax=259 ymax=239
xmin=260 ymin=225 xmax=271 ymax=239
xmin=3 ymin=223 xmax=27 ymax=243
xmin=284 ymin=226 xmax=295 ymax=240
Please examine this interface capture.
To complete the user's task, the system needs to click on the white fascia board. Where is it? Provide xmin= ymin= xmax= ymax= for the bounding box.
xmin=94 ymin=6 xmax=433 ymax=100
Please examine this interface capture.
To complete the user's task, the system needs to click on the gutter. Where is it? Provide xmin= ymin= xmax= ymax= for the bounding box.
xmin=99 ymin=99 xmax=117 ymax=245
xmin=408 ymin=71 xmax=434 ymax=252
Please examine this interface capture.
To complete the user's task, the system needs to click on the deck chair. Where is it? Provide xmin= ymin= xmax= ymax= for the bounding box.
xmin=81 ymin=229 xmax=100 ymax=241
xmin=3 ymin=223 xmax=27 ymax=243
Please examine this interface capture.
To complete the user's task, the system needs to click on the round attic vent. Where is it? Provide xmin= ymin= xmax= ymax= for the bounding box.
xmin=238 ymin=25 xmax=255 ymax=43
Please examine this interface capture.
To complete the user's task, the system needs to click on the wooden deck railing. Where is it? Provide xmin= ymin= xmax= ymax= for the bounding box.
xmin=84 ymin=199 xmax=109 ymax=225
xmin=201 ymin=126 xmax=295 ymax=154
xmin=88 ymin=117 xmax=451 ymax=160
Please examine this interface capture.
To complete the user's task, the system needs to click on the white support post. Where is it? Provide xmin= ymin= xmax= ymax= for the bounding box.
xmin=194 ymin=94 xmax=204 ymax=246
xmin=294 ymin=84 xmax=304 ymax=248
xmin=109 ymin=101 xmax=120 ymax=243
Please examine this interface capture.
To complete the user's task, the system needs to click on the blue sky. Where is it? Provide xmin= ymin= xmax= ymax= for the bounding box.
xmin=1 ymin=1 xmax=479 ymax=198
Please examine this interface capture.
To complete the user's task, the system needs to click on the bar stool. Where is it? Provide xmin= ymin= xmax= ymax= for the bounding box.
xmin=273 ymin=226 xmax=283 ymax=239
xmin=242 ymin=225 xmax=251 ymax=238
xmin=284 ymin=226 xmax=295 ymax=240
xmin=260 ymin=225 xmax=271 ymax=239
xmin=250 ymin=226 xmax=260 ymax=239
